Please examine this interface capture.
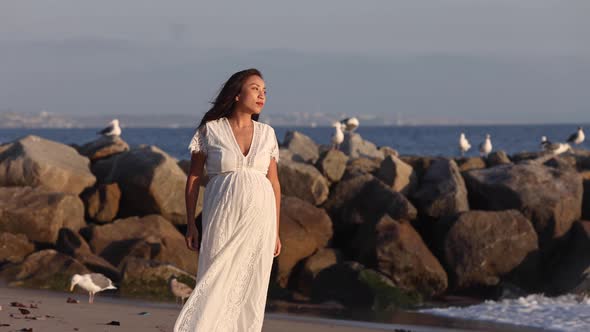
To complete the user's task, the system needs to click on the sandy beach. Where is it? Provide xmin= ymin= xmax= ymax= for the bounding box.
xmin=0 ymin=287 xmax=546 ymax=332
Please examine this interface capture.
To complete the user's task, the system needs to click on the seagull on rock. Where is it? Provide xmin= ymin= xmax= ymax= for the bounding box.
xmin=567 ymin=126 xmax=585 ymax=145
xmin=97 ymin=119 xmax=121 ymax=137
xmin=459 ymin=133 xmax=471 ymax=157
xmin=169 ymin=276 xmax=193 ymax=305
xmin=541 ymin=136 xmax=572 ymax=155
xmin=479 ymin=134 xmax=493 ymax=157
xmin=70 ymin=273 xmax=116 ymax=304
xmin=331 ymin=122 xmax=344 ymax=150
xmin=340 ymin=117 xmax=359 ymax=132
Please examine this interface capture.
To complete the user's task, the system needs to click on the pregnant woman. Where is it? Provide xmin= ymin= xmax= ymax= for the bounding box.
xmin=174 ymin=68 xmax=282 ymax=332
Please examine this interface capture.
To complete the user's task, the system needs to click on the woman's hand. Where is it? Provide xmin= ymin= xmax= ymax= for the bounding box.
xmin=185 ymin=226 xmax=199 ymax=251
xmin=273 ymin=235 xmax=282 ymax=257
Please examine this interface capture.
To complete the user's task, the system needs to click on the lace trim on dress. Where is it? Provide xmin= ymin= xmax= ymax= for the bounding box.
xmin=270 ymin=128 xmax=280 ymax=164
xmin=188 ymin=124 xmax=208 ymax=156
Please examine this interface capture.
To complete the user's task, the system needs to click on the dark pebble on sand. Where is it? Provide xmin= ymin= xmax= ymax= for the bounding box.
xmin=106 ymin=321 xmax=121 ymax=326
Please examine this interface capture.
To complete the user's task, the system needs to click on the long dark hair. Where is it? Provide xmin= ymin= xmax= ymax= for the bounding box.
xmin=198 ymin=68 xmax=263 ymax=128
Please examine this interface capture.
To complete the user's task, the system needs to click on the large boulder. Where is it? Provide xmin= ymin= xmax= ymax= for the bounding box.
xmin=440 ymin=210 xmax=539 ymax=289
xmin=282 ymin=131 xmax=319 ymax=163
xmin=343 ymin=157 xmax=381 ymax=179
xmin=0 ymin=232 xmax=34 ymax=265
xmin=463 ymin=163 xmax=583 ymax=247
xmin=311 ymin=261 xmax=420 ymax=309
xmin=399 ymin=156 xmax=435 ymax=181
xmin=0 ymin=249 xmax=90 ymax=289
xmin=276 ymin=196 xmax=333 ymax=286
xmin=0 ymin=186 xmax=85 ymax=244
xmin=278 ymin=159 xmax=330 ymax=205
xmin=376 ymin=155 xmax=417 ymax=195
xmin=315 ymin=149 xmax=348 ymax=183
xmin=456 ymin=157 xmax=487 ymax=172
xmin=486 ymin=150 xmax=511 ymax=167
xmin=549 ymin=221 xmax=590 ymax=294
xmin=582 ymin=172 xmax=590 ymax=220
xmin=92 ymin=145 xmax=187 ymax=225
xmin=83 ymin=214 xmax=198 ymax=274
xmin=56 ymin=228 xmax=120 ymax=281
xmin=0 ymin=135 xmax=95 ymax=194
xmin=413 ymin=158 xmax=469 ymax=219
xmin=324 ymin=175 xmax=417 ymax=256
xmin=297 ymin=248 xmax=342 ymax=295
xmin=355 ymin=216 xmax=447 ymax=297
xmin=80 ymin=182 xmax=121 ymax=223
xmin=340 ymin=132 xmax=384 ymax=159
xmin=77 ymin=135 xmax=129 ymax=161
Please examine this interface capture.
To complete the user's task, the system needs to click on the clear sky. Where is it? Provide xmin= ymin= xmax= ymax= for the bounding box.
xmin=1 ymin=0 xmax=589 ymax=124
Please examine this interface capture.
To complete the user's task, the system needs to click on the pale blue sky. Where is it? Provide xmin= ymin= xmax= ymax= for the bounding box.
xmin=1 ymin=0 xmax=589 ymax=123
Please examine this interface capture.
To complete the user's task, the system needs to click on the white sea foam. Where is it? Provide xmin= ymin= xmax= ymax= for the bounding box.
xmin=420 ymin=294 xmax=590 ymax=331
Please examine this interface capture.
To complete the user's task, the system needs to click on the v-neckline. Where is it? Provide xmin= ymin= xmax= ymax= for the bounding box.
xmin=224 ymin=117 xmax=256 ymax=158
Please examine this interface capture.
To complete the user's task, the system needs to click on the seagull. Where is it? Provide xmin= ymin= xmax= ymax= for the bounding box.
xmin=479 ymin=134 xmax=493 ymax=157
xmin=331 ymin=122 xmax=344 ymax=150
xmin=97 ymin=119 xmax=122 ymax=137
xmin=541 ymin=136 xmax=572 ymax=155
xmin=566 ymin=126 xmax=585 ymax=145
xmin=169 ymin=276 xmax=193 ymax=305
xmin=459 ymin=133 xmax=471 ymax=157
xmin=340 ymin=117 xmax=359 ymax=132
xmin=70 ymin=273 xmax=116 ymax=304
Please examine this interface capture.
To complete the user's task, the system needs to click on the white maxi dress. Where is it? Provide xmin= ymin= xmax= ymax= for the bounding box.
xmin=174 ymin=117 xmax=279 ymax=332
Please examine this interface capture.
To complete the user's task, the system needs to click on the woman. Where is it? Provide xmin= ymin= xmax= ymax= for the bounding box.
xmin=174 ymin=69 xmax=281 ymax=332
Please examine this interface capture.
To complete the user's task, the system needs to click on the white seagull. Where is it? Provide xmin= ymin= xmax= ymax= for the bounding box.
xmin=566 ymin=126 xmax=585 ymax=145
xmin=331 ymin=122 xmax=345 ymax=150
xmin=541 ymin=136 xmax=572 ymax=155
xmin=97 ymin=119 xmax=122 ymax=137
xmin=169 ymin=277 xmax=193 ymax=305
xmin=479 ymin=134 xmax=493 ymax=157
xmin=459 ymin=133 xmax=471 ymax=157
xmin=70 ymin=273 xmax=116 ymax=304
xmin=340 ymin=117 xmax=359 ymax=132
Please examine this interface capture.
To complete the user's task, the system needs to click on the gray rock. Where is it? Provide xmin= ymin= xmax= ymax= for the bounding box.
xmin=0 ymin=232 xmax=34 ymax=265
xmin=282 ymin=131 xmax=319 ymax=163
xmin=486 ymin=150 xmax=512 ymax=167
xmin=549 ymin=221 xmax=590 ymax=294
xmin=376 ymin=155 xmax=417 ymax=195
xmin=356 ymin=216 xmax=447 ymax=297
xmin=315 ymin=149 xmax=348 ymax=183
xmin=278 ymin=159 xmax=330 ymax=205
xmin=81 ymin=183 xmax=121 ymax=223
xmin=311 ymin=261 xmax=420 ymax=309
xmin=0 ymin=186 xmax=85 ymax=244
xmin=463 ymin=163 xmax=583 ymax=248
xmin=440 ymin=210 xmax=538 ymax=289
xmin=297 ymin=248 xmax=342 ymax=295
xmin=343 ymin=157 xmax=381 ymax=179
xmin=84 ymin=214 xmax=198 ymax=274
xmin=0 ymin=249 xmax=90 ymax=289
xmin=340 ymin=132 xmax=384 ymax=159
xmin=92 ymin=145 xmax=187 ymax=225
xmin=455 ymin=157 xmax=487 ymax=172
xmin=77 ymin=135 xmax=129 ymax=161
xmin=379 ymin=146 xmax=399 ymax=158
xmin=413 ymin=158 xmax=469 ymax=219
xmin=0 ymin=135 xmax=95 ymax=194
xmin=276 ymin=196 xmax=333 ymax=287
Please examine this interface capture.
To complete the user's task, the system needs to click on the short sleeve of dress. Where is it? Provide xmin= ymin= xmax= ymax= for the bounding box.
xmin=269 ymin=127 xmax=279 ymax=163
xmin=188 ymin=124 xmax=208 ymax=156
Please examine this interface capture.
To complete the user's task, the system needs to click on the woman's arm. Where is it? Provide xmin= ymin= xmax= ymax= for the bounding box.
xmin=267 ymin=158 xmax=281 ymax=256
xmin=185 ymin=151 xmax=206 ymax=251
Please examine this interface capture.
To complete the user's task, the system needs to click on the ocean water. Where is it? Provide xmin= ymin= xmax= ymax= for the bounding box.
xmin=420 ymin=294 xmax=590 ymax=332
xmin=0 ymin=124 xmax=588 ymax=160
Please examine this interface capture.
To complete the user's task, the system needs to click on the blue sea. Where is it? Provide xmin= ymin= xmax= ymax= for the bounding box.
xmin=1 ymin=124 xmax=587 ymax=160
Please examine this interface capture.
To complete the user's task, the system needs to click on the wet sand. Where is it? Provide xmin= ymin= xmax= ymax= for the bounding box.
xmin=0 ymin=287 xmax=542 ymax=332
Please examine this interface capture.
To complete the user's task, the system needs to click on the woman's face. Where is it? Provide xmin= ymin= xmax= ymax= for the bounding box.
xmin=236 ymin=75 xmax=266 ymax=115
